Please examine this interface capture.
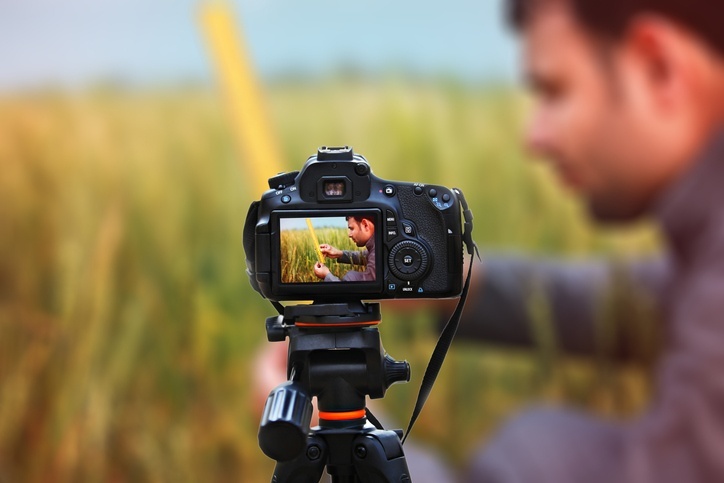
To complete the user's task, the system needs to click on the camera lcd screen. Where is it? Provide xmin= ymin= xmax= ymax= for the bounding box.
xmin=279 ymin=214 xmax=378 ymax=284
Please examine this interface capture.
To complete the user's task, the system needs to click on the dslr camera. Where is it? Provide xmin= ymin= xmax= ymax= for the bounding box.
xmin=244 ymin=146 xmax=465 ymax=302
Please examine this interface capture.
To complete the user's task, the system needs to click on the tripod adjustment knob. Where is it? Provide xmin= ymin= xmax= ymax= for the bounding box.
xmin=266 ymin=315 xmax=287 ymax=342
xmin=259 ymin=381 xmax=313 ymax=462
xmin=383 ymin=354 xmax=411 ymax=388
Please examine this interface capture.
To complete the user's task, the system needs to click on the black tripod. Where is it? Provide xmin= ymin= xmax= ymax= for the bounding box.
xmin=258 ymin=302 xmax=413 ymax=482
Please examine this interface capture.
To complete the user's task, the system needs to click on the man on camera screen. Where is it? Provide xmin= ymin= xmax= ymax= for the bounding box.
xmin=313 ymin=215 xmax=376 ymax=282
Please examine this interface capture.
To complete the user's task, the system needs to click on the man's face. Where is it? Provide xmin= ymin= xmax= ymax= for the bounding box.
xmin=522 ymin=3 xmax=672 ymax=221
xmin=348 ymin=218 xmax=373 ymax=247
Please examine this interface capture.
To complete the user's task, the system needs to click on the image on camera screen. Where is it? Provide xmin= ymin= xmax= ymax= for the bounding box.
xmin=279 ymin=215 xmax=377 ymax=284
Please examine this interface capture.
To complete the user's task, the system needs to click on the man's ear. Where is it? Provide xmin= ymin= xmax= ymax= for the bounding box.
xmin=623 ymin=15 xmax=691 ymax=113
xmin=362 ymin=219 xmax=373 ymax=231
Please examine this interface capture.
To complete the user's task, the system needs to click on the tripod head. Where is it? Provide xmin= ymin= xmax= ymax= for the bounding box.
xmin=259 ymin=301 xmax=412 ymax=482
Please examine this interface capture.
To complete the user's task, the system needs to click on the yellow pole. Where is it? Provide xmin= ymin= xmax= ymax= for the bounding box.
xmin=199 ymin=1 xmax=285 ymax=195
xmin=306 ymin=219 xmax=325 ymax=265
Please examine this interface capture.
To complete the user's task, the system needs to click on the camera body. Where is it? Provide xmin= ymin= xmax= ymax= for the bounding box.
xmin=245 ymin=146 xmax=464 ymax=302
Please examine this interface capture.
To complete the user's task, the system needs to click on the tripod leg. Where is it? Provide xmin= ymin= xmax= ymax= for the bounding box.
xmin=351 ymin=430 xmax=412 ymax=483
xmin=272 ymin=435 xmax=327 ymax=483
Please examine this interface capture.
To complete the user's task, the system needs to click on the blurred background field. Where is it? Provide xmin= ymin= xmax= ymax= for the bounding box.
xmin=0 ymin=80 xmax=660 ymax=482
xmin=0 ymin=1 xmax=662 ymax=481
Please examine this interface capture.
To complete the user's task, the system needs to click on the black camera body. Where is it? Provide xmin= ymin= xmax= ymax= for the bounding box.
xmin=244 ymin=146 xmax=464 ymax=302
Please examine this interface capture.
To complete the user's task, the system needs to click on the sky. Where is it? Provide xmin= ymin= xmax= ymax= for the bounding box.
xmin=0 ymin=0 xmax=520 ymax=92
xmin=280 ymin=217 xmax=349 ymax=232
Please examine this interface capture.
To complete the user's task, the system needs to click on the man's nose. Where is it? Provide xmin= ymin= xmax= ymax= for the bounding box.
xmin=524 ymin=108 xmax=553 ymax=158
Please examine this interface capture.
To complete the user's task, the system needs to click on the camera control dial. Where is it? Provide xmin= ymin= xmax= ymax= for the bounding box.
xmin=268 ymin=171 xmax=299 ymax=190
xmin=388 ymin=240 xmax=429 ymax=281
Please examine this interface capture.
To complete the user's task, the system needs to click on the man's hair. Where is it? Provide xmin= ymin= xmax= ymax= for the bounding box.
xmin=346 ymin=215 xmax=375 ymax=227
xmin=508 ymin=0 xmax=724 ymax=55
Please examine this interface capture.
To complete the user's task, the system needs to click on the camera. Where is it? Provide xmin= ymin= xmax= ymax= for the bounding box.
xmin=244 ymin=146 xmax=464 ymax=302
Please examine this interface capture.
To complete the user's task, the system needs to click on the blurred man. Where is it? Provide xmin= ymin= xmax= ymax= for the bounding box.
xmin=313 ymin=215 xmax=376 ymax=282
xmin=460 ymin=0 xmax=724 ymax=482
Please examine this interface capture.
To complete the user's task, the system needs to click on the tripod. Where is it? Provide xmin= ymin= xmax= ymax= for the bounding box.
xmin=258 ymin=302 xmax=413 ymax=482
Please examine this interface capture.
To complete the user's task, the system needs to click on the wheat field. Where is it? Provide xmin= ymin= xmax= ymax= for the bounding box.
xmin=280 ymin=228 xmax=364 ymax=284
xmin=0 ymin=80 xmax=660 ymax=481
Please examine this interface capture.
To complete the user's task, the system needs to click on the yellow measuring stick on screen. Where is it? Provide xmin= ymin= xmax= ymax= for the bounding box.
xmin=306 ymin=219 xmax=325 ymax=264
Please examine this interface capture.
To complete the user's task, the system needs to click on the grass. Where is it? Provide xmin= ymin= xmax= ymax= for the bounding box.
xmin=0 ymin=79 xmax=660 ymax=481
xmin=280 ymin=228 xmax=364 ymax=283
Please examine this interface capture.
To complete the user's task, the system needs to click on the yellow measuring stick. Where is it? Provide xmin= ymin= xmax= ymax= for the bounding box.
xmin=199 ymin=1 xmax=284 ymax=194
xmin=306 ymin=219 xmax=325 ymax=265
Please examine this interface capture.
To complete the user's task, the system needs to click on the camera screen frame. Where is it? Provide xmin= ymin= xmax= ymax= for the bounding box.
xmin=270 ymin=209 xmax=383 ymax=299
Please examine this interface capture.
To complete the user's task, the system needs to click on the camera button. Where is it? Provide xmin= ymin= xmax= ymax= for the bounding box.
xmin=400 ymin=284 xmax=416 ymax=294
xmin=389 ymin=240 xmax=429 ymax=281
xmin=354 ymin=162 xmax=369 ymax=176
xmin=428 ymin=188 xmax=437 ymax=198
xmin=414 ymin=186 xmax=424 ymax=195
xmin=386 ymin=228 xmax=399 ymax=241
xmin=402 ymin=222 xmax=415 ymax=237
xmin=383 ymin=185 xmax=396 ymax=197
xmin=442 ymin=193 xmax=451 ymax=203
xmin=386 ymin=210 xmax=397 ymax=226
xmin=281 ymin=194 xmax=292 ymax=204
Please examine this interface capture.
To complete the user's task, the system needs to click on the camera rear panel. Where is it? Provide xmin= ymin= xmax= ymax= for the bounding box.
xmin=391 ymin=184 xmax=462 ymax=296
xmin=246 ymin=147 xmax=465 ymax=302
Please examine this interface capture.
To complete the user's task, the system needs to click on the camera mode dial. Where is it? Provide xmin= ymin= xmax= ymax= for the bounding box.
xmin=388 ymin=240 xmax=429 ymax=281
xmin=268 ymin=171 xmax=299 ymax=190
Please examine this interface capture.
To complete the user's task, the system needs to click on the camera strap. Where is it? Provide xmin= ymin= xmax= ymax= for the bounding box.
xmin=401 ymin=188 xmax=479 ymax=444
